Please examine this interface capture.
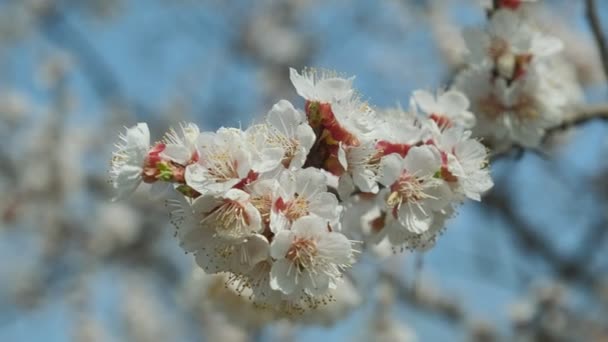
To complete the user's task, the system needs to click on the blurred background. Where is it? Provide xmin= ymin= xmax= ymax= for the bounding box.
xmin=0 ymin=0 xmax=607 ymax=341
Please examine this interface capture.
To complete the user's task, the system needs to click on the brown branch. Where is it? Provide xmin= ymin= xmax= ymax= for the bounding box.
xmin=490 ymin=104 xmax=608 ymax=161
xmin=585 ymin=0 xmax=608 ymax=81
xmin=545 ymin=103 xmax=608 ymax=135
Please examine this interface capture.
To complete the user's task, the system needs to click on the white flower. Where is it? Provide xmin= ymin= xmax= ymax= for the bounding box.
xmin=160 ymin=122 xmax=200 ymax=165
xmin=110 ymin=123 xmax=151 ymax=201
xmin=412 ymin=89 xmax=475 ymax=129
xmin=341 ymin=194 xmax=394 ymax=258
xmin=191 ymin=188 xmax=262 ymax=242
xmin=270 ymin=168 xmax=342 ymax=233
xmin=247 ymin=100 xmax=316 ymax=172
xmin=289 ymin=67 xmax=354 ymax=103
xmin=185 ymin=127 xmax=257 ymax=195
xmin=330 ymin=97 xmax=379 ymax=142
xmin=194 ymin=233 xmax=269 ymax=275
xmin=452 ymin=65 xmax=563 ymax=147
xmin=463 ymin=10 xmax=562 ymax=81
xmin=373 ymin=107 xmax=422 ymax=145
xmin=172 ymin=196 xmax=268 ymax=274
xmin=339 ymin=141 xmax=382 ymax=196
xmin=431 ymin=126 xmax=494 ymax=201
xmin=378 ymin=145 xmax=452 ymax=235
xmin=269 ymin=215 xmax=354 ymax=297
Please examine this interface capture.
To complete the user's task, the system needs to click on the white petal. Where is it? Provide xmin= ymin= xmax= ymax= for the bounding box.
xmin=242 ymin=234 xmax=270 ymax=266
xmin=378 ymin=154 xmax=404 ymax=186
xmin=439 ymin=91 xmax=469 ymax=116
xmin=398 ymin=204 xmax=432 ymax=234
xmin=161 ymin=144 xmax=191 ymax=164
xmin=267 ymin=100 xmax=301 ymax=135
xmin=413 ymin=90 xmax=439 ymax=114
xmin=296 ymin=168 xmax=327 ymax=199
xmin=403 ymin=146 xmax=441 ymax=177
xmin=308 ymin=192 xmax=340 ymax=220
xmin=317 ymin=232 xmax=353 ymax=264
xmin=270 ymin=230 xmax=294 ymax=259
xmin=270 ymin=259 xmax=297 ymax=294
xmin=291 ymin=215 xmax=327 ymax=236
xmin=302 ymin=271 xmax=331 ymax=296
xmin=289 ymin=68 xmax=315 ymax=99
xmin=295 ymin=124 xmax=316 ymax=152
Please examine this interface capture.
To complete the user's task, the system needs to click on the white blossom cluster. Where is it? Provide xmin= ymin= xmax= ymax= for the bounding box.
xmin=453 ymin=0 xmax=580 ymax=148
xmin=109 ymin=67 xmax=493 ymax=312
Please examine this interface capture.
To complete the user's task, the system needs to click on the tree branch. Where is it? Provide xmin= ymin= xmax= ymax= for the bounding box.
xmin=585 ymin=0 xmax=608 ymax=81
xmin=490 ymin=104 xmax=608 ymax=161
xmin=545 ymin=103 xmax=608 ymax=135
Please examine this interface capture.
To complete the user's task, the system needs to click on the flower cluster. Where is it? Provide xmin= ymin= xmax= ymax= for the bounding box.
xmin=109 ymin=67 xmax=493 ymax=311
xmin=453 ymin=0 xmax=580 ymax=148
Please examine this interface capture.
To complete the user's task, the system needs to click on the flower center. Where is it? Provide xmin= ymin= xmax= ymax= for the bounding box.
xmin=206 ymin=151 xmax=240 ymax=183
xmin=275 ymin=196 xmax=309 ymax=222
xmin=387 ymin=173 xmax=430 ymax=216
xmin=286 ymin=237 xmax=318 ymax=270
xmin=203 ymin=200 xmax=252 ymax=240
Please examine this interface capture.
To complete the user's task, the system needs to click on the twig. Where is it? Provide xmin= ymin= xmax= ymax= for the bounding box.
xmin=545 ymin=103 xmax=608 ymax=135
xmin=585 ymin=0 xmax=608 ymax=81
xmin=490 ymin=104 xmax=608 ymax=161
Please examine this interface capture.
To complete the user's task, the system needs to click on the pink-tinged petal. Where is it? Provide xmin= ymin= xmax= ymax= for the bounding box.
xmin=243 ymin=202 xmax=263 ymax=233
xmin=234 ymin=149 xmax=252 ymax=179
